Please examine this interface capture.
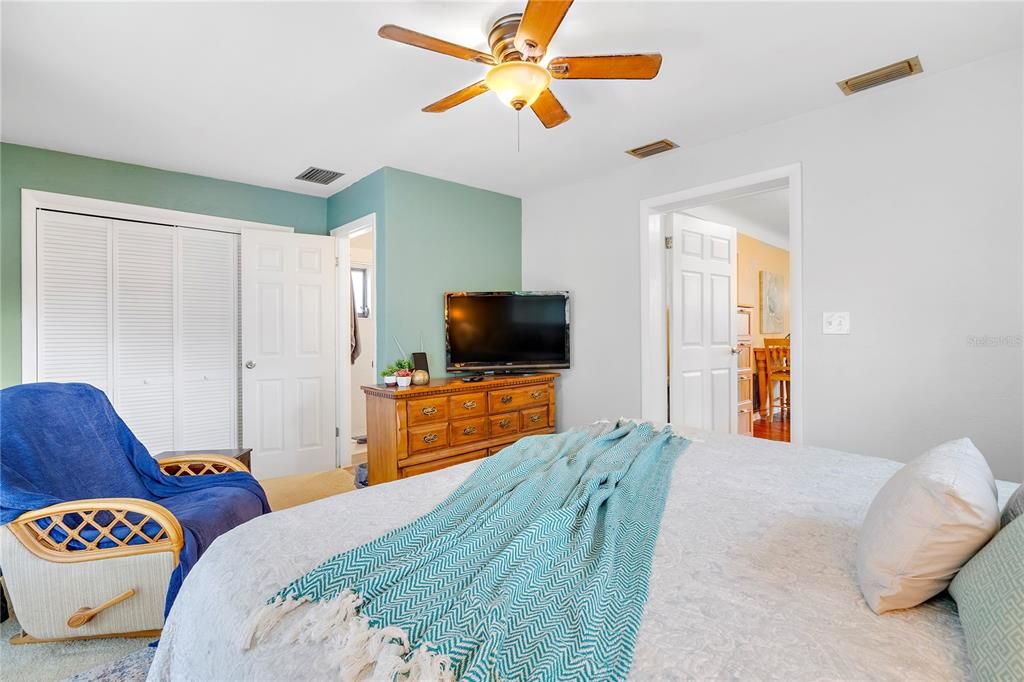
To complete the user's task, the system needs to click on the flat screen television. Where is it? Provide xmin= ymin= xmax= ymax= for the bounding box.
xmin=445 ymin=291 xmax=570 ymax=372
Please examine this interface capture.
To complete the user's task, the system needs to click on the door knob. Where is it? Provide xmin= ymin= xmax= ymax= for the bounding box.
xmin=245 ymin=361 xmax=256 ymax=369
xmin=730 ymin=347 xmax=741 ymax=355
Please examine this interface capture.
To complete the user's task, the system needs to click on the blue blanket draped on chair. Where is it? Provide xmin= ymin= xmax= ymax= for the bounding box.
xmin=0 ymin=383 xmax=270 ymax=615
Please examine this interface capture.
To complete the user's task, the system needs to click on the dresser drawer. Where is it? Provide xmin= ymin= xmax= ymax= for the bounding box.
xmin=738 ymin=372 xmax=753 ymax=403
xmin=521 ymin=406 xmax=548 ymax=431
xmin=400 ymin=449 xmax=488 ymax=478
xmin=736 ymin=342 xmax=753 ymax=372
xmin=450 ymin=416 xmax=489 ymax=446
xmin=738 ymin=405 xmax=753 ymax=436
xmin=407 ymin=397 xmax=448 ymax=425
xmin=489 ymin=413 xmax=519 ymax=437
xmin=488 ymin=384 xmax=550 ymax=412
xmin=408 ymin=423 xmax=449 ymax=454
xmin=448 ymin=392 xmax=486 ymax=418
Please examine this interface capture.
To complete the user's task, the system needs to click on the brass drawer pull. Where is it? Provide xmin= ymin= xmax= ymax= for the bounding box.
xmin=498 ymin=418 xmax=513 ymax=429
xmin=421 ymin=406 xmax=438 ymax=416
xmin=738 ymin=375 xmax=750 ymax=381
xmin=530 ymin=390 xmax=544 ymax=400
xmin=500 ymin=395 xmax=513 ymax=404
xmin=529 ymin=414 xmax=542 ymax=424
xmin=462 ymin=400 xmax=477 ymax=410
xmin=462 ymin=426 xmax=477 ymax=436
xmin=422 ymin=433 xmax=438 ymax=444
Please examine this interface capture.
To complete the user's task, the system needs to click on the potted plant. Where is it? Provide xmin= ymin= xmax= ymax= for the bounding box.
xmin=394 ymin=358 xmax=414 ymax=387
xmin=381 ymin=364 xmax=397 ymax=386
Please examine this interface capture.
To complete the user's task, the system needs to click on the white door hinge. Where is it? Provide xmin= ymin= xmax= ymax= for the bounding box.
xmin=665 ymin=236 xmax=673 ymax=249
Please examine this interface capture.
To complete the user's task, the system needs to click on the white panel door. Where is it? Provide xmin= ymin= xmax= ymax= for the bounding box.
xmin=669 ymin=214 xmax=738 ymax=432
xmin=112 ymin=220 xmax=176 ymax=454
xmin=177 ymin=227 xmax=239 ymax=449
xmin=241 ymin=231 xmax=336 ymax=478
xmin=36 ymin=211 xmax=113 ymax=392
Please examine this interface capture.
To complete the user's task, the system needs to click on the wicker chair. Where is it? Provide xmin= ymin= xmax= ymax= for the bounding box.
xmin=0 ymin=382 xmax=267 ymax=645
xmin=2 ymin=454 xmax=249 ymax=644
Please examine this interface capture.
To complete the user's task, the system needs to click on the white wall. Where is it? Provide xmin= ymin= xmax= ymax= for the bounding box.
xmin=523 ymin=49 xmax=1023 ymax=482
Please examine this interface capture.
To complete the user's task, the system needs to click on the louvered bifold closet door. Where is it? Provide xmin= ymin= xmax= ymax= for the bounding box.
xmin=177 ymin=227 xmax=239 ymax=449
xmin=35 ymin=212 xmax=241 ymax=455
xmin=36 ymin=211 xmax=113 ymax=391
xmin=112 ymin=221 xmax=176 ymax=455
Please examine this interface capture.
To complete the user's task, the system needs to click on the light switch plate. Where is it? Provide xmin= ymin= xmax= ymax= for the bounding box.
xmin=823 ymin=312 xmax=850 ymax=335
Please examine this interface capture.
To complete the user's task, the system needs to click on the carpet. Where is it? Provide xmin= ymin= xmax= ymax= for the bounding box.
xmin=66 ymin=647 xmax=155 ymax=681
xmin=259 ymin=467 xmax=356 ymax=510
xmin=0 ymin=616 xmax=149 ymax=682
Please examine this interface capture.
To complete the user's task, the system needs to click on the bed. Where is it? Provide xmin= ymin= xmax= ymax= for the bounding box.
xmin=148 ymin=429 xmax=1018 ymax=680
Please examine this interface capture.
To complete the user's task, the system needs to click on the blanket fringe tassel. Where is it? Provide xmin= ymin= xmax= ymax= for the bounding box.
xmin=239 ymin=590 xmax=454 ymax=681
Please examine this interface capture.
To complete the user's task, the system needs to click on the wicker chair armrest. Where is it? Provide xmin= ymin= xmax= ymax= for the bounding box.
xmin=7 ymin=498 xmax=184 ymax=566
xmin=158 ymin=453 xmax=248 ymax=476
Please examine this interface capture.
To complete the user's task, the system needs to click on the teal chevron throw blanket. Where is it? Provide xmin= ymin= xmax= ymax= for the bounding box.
xmin=243 ymin=421 xmax=687 ymax=681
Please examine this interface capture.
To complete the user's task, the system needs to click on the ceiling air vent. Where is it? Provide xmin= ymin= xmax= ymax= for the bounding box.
xmin=626 ymin=139 xmax=679 ymax=159
xmin=295 ymin=166 xmax=344 ymax=185
xmin=837 ymin=56 xmax=922 ymax=96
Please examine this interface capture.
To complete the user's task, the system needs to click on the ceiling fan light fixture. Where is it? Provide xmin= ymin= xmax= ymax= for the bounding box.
xmin=484 ymin=61 xmax=551 ymax=110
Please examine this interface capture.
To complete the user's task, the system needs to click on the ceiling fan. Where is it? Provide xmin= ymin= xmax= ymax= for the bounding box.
xmin=378 ymin=0 xmax=662 ymax=129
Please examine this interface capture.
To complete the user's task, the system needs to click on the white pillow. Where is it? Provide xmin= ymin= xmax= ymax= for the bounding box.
xmin=856 ymin=438 xmax=1000 ymax=614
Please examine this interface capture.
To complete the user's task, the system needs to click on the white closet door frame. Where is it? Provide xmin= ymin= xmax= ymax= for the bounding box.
xmin=21 ymin=189 xmax=293 ymax=383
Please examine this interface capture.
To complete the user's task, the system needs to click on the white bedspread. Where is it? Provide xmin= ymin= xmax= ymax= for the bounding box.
xmin=148 ymin=430 xmax=1018 ymax=681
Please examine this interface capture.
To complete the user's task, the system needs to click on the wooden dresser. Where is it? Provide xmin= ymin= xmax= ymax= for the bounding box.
xmin=361 ymin=373 xmax=558 ymax=484
xmin=736 ymin=306 xmax=754 ymax=435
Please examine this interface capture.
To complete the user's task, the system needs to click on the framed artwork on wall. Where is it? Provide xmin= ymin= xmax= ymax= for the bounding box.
xmin=760 ymin=271 xmax=784 ymax=334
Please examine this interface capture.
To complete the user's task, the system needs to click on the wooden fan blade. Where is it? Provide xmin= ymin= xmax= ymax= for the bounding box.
xmin=531 ymin=88 xmax=570 ymax=129
xmin=378 ymin=25 xmax=495 ymax=65
xmin=423 ymin=81 xmax=490 ymax=113
xmin=515 ymin=0 xmax=573 ymax=58
xmin=549 ymin=54 xmax=663 ymax=80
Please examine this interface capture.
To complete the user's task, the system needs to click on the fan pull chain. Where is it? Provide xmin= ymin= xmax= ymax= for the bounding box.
xmin=515 ymin=109 xmax=521 ymax=153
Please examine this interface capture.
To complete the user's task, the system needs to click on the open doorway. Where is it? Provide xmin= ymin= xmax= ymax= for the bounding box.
xmin=348 ymin=228 xmax=375 ymax=462
xmin=680 ymin=189 xmax=791 ymax=442
xmin=331 ymin=213 xmax=376 ymax=469
xmin=639 ymin=164 xmax=802 ymax=444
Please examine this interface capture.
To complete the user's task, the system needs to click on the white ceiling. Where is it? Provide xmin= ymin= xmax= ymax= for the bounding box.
xmin=685 ymin=188 xmax=789 ymax=249
xmin=3 ymin=2 xmax=1021 ymax=199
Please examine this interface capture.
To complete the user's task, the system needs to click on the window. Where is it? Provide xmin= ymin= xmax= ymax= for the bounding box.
xmin=351 ymin=267 xmax=370 ymax=318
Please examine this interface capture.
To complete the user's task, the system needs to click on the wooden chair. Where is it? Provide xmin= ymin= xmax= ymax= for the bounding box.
xmin=763 ymin=338 xmax=791 ymax=421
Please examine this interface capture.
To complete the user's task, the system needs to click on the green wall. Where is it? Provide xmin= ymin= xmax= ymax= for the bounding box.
xmin=2 ymin=145 xmax=523 ymax=388
xmin=327 ymin=167 xmax=522 ymax=377
xmin=1 ymin=143 xmax=326 ymax=387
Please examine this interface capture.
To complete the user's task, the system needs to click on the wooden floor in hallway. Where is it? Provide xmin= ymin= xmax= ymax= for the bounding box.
xmin=753 ymin=412 xmax=791 ymax=442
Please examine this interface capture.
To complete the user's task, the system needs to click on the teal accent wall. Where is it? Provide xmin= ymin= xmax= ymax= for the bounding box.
xmin=1 ymin=145 xmax=523 ymax=388
xmin=327 ymin=167 xmax=522 ymax=377
xmin=1 ymin=143 xmax=326 ymax=387
xmin=326 ymin=168 xmax=387 ymax=229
